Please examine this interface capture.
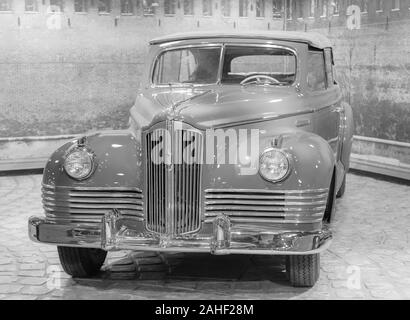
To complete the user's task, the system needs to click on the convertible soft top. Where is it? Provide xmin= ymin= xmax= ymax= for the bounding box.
xmin=150 ymin=31 xmax=332 ymax=49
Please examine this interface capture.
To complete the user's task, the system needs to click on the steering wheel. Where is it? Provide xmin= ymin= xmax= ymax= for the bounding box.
xmin=240 ymin=74 xmax=280 ymax=86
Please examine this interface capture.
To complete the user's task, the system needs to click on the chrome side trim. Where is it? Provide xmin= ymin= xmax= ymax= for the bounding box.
xmin=205 ymin=193 xmax=327 ymax=200
xmin=204 ymin=200 xmax=326 ymax=206
xmin=205 ymin=206 xmax=326 ymax=213
xmin=205 ymin=188 xmax=329 ymax=194
xmin=42 ymin=184 xmax=144 ymax=223
xmin=42 ymin=184 xmax=143 ymax=192
xmin=204 ymin=217 xmax=323 ymax=224
xmin=210 ymin=104 xmax=340 ymax=129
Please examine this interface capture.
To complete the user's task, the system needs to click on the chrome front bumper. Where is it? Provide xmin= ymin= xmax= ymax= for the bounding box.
xmin=28 ymin=210 xmax=332 ymax=255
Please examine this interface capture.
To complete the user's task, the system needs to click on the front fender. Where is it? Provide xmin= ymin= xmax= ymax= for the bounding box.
xmin=43 ymin=129 xmax=143 ymax=189
xmin=202 ymin=124 xmax=336 ymax=191
xmin=277 ymin=130 xmax=336 ymax=189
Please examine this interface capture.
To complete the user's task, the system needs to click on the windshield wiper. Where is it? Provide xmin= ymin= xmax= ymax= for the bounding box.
xmin=241 ymin=81 xmax=284 ymax=87
xmin=166 ymin=82 xmax=195 ymax=88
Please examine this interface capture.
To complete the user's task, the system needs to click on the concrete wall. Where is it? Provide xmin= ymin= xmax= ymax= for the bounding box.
xmin=286 ymin=0 xmax=410 ymax=143
xmin=0 ymin=0 xmax=409 ymax=144
xmin=0 ymin=0 xmax=282 ymax=138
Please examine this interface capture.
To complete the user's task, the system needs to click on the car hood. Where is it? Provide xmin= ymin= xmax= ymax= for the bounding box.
xmin=131 ymin=85 xmax=310 ymax=129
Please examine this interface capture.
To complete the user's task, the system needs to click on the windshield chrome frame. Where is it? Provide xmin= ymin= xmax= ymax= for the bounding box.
xmin=150 ymin=42 xmax=298 ymax=88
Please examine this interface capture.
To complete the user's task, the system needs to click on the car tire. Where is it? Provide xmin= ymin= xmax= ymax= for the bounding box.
xmin=57 ymin=246 xmax=107 ymax=278
xmin=286 ymin=254 xmax=320 ymax=287
xmin=336 ymin=173 xmax=346 ymax=198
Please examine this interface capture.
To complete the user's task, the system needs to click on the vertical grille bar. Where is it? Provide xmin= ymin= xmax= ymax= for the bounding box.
xmin=152 ymin=132 xmax=159 ymax=232
xmin=145 ymin=121 xmax=202 ymax=235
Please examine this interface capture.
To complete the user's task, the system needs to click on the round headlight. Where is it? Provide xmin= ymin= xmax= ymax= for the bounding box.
xmin=259 ymin=148 xmax=290 ymax=182
xmin=64 ymin=148 xmax=94 ymax=180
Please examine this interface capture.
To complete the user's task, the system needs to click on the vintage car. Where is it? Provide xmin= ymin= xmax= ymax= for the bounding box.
xmin=29 ymin=31 xmax=353 ymax=287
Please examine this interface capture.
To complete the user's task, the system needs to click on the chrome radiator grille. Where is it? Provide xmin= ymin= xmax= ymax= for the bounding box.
xmin=145 ymin=122 xmax=203 ymax=235
xmin=204 ymin=188 xmax=328 ymax=224
xmin=42 ymin=184 xmax=143 ymax=223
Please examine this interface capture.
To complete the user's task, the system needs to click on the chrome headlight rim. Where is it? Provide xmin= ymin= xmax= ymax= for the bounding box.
xmin=63 ymin=146 xmax=96 ymax=181
xmin=258 ymin=147 xmax=292 ymax=183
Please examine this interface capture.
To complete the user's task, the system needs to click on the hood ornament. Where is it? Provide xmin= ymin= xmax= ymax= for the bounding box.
xmin=165 ymin=106 xmax=178 ymax=120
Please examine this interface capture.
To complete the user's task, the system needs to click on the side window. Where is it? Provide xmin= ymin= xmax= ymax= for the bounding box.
xmin=153 ymin=49 xmax=196 ymax=84
xmin=324 ymin=48 xmax=334 ymax=87
xmin=153 ymin=47 xmax=221 ymax=84
xmin=307 ymin=50 xmax=326 ymax=91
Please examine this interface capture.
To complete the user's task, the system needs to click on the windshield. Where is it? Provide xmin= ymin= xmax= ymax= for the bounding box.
xmin=152 ymin=45 xmax=296 ymax=86
xmin=222 ymin=46 xmax=296 ymax=85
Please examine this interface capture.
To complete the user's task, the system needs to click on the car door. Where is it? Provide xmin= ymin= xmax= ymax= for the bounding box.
xmin=307 ymin=48 xmax=341 ymax=162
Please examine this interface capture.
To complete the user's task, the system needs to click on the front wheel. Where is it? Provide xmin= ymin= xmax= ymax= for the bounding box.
xmin=57 ymin=246 xmax=107 ymax=278
xmin=286 ymin=254 xmax=320 ymax=287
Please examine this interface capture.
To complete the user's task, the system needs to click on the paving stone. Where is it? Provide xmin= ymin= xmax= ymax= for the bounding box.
xmin=0 ymin=276 xmax=18 ymax=284
xmin=0 ymin=258 xmax=13 ymax=265
xmin=137 ymin=264 xmax=168 ymax=272
xmin=232 ymin=281 xmax=262 ymax=291
xmin=135 ymin=257 xmax=164 ymax=265
xmin=107 ymin=257 xmax=134 ymax=266
xmin=18 ymin=270 xmax=46 ymax=277
xmin=21 ymin=285 xmax=53 ymax=295
xmin=108 ymin=251 xmax=129 ymax=259
xmin=335 ymin=288 xmax=366 ymax=299
xmin=344 ymin=254 xmax=373 ymax=266
xmin=196 ymin=282 xmax=233 ymax=291
xmin=369 ymin=289 xmax=402 ymax=299
xmin=108 ymin=272 xmax=138 ymax=280
xmin=163 ymin=282 xmax=198 ymax=291
xmin=327 ymin=272 xmax=349 ymax=281
xmin=363 ymin=278 xmax=395 ymax=290
xmin=19 ymin=257 xmax=45 ymax=264
xmin=0 ymin=173 xmax=409 ymax=299
xmin=2 ymin=294 xmax=37 ymax=300
xmin=53 ymin=278 xmax=77 ymax=288
xmin=109 ymin=263 xmax=136 ymax=273
xmin=39 ymin=246 xmax=58 ymax=253
xmin=46 ymin=259 xmax=62 ymax=265
xmin=128 ymin=294 xmax=150 ymax=300
xmin=137 ymin=272 xmax=167 ymax=280
xmin=42 ymin=252 xmax=59 ymax=258
xmin=18 ymin=277 xmax=48 ymax=285
xmin=50 ymin=290 xmax=65 ymax=297
xmin=131 ymin=251 xmax=161 ymax=258
xmin=0 ymin=265 xmax=17 ymax=272
xmin=331 ymin=280 xmax=349 ymax=289
xmin=20 ymin=263 xmax=46 ymax=271
xmin=0 ymin=284 xmax=23 ymax=294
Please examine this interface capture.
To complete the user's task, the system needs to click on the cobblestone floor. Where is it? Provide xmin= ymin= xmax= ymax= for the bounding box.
xmin=0 ymin=173 xmax=409 ymax=300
